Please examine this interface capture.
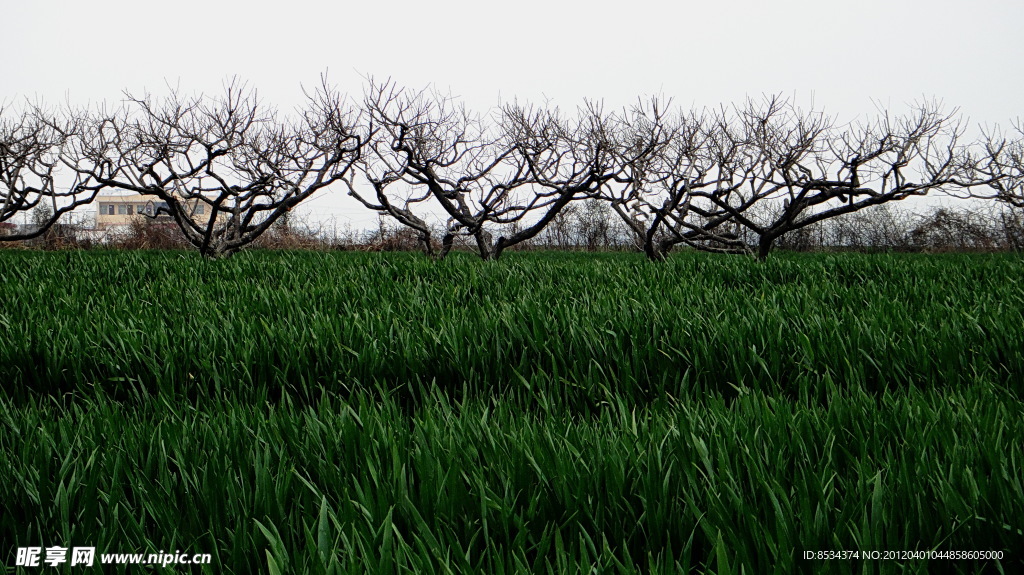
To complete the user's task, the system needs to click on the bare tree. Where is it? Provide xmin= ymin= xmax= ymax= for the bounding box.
xmin=601 ymin=100 xmax=747 ymax=261
xmin=0 ymin=104 xmax=95 ymax=241
xmin=344 ymin=83 xmax=451 ymax=256
xmin=974 ymin=122 xmax=1024 ymax=208
xmin=697 ymin=96 xmax=976 ymax=258
xmin=354 ymin=81 xmax=655 ymax=260
xmin=486 ymin=99 xmax=630 ymax=260
xmin=74 ymin=79 xmax=364 ymax=258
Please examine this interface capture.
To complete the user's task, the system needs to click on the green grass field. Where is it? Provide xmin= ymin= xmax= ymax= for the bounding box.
xmin=1 ymin=251 xmax=1022 ymax=573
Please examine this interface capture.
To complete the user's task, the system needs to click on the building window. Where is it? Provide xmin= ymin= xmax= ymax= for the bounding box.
xmin=196 ymin=204 xmax=205 ymax=215
xmin=105 ymin=204 xmax=115 ymax=216
xmin=126 ymin=205 xmax=134 ymax=215
xmin=118 ymin=204 xmax=127 ymax=215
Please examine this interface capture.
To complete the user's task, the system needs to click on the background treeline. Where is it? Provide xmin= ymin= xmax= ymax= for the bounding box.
xmin=3 ymin=78 xmax=1024 ymax=259
xmin=14 ymin=197 xmax=1024 ymax=255
xmin=332 ymin=200 xmax=1024 ymax=254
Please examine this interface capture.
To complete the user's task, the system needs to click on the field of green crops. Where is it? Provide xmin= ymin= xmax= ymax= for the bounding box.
xmin=1 ymin=250 xmax=1022 ymax=574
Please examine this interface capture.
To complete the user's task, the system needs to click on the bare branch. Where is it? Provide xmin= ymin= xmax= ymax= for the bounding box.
xmin=71 ymin=77 xmax=364 ymax=257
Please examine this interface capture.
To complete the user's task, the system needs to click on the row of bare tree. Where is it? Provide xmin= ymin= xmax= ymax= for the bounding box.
xmin=3 ymin=79 xmax=1023 ymax=259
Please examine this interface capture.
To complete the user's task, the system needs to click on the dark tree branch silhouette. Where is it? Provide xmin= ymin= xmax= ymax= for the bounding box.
xmin=358 ymin=80 xmax=662 ymax=260
xmin=974 ymin=122 xmax=1024 ymax=209
xmin=601 ymin=100 xmax=746 ymax=261
xmin=74 ymin=78 xmax=364 ymax=257
xmin=0 ymin=105 xmax=94 ymax=241
xmin=690 ymin=97 xmax=976 ymax=258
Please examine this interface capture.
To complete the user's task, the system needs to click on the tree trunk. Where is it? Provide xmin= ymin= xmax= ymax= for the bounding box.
xmin=475 ymin=229 xmax=495 ymax=260
xmin=492 ymin=237 xmax=511 ymax=261
xmin=437 ymin=233 xmax=455 ymax=260
xmin=643 ymin=238 xmax=667 ymax=262
xmin=757 ymin=234 xmax=775 ymax=260
xmin=418 ymin=230 xmax=434 ymax=257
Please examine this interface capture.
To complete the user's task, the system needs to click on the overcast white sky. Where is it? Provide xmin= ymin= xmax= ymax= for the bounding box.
xmin=4 ymin=0 xmax=1022 ymax=228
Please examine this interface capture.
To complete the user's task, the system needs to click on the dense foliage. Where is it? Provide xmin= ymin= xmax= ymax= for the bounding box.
xmin=1 ymin=251 xmax=1022 ymax=573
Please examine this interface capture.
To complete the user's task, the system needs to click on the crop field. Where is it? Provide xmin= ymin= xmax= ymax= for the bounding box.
xmin=1 ymin=250 xmax=1022 ymax=574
